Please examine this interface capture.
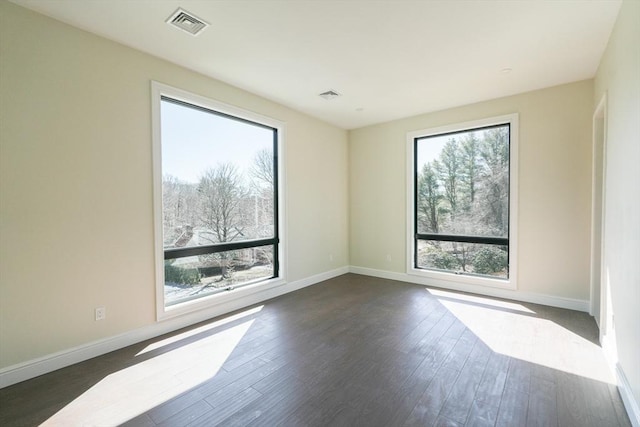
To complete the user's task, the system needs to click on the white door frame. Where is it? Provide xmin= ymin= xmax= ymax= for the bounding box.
xmin=590 ymin=93 xmax=607 ymax=336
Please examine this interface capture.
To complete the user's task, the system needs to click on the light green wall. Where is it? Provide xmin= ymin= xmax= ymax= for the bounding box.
xmin=0 ymin=1 xmax=349 ymax=369
xmin=594 ymin=0 xmax=640 ymax=409
xmin=349 ymin=80 xmax=594 ymax=300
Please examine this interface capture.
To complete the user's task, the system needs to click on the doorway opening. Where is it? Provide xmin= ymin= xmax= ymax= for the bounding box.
xmin=590 ymin=93 xmax=610 ymax=346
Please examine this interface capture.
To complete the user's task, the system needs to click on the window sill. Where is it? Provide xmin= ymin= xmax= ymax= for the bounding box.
xmin=157 ymin=276 xmax=286 ymax=321
xmin=407 ymin=267 xmax=516 ymax=291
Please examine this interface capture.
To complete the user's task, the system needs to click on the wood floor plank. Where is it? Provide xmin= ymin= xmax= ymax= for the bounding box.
xmin=354 ymin=350 xmax=426 ymax=394
xmin=383 ymin=383 xmax=433 ymax=426
xmin=440 ymin=328 xmax=478 ymax=372
xmin=608 ymin=383 xmax=633 ymax=427
xmin=527 ymin=375 xmax=558 ymax=427
xmin=581 ymin=375 xmax=620 ymax=426
xmin=556 ymin=371 xmax=594 ymax=427
xmin=475 ymin=352 xmax=510 ymax=408
xmin=466 ymin=399 xmax=500 ymax=427
xmin=186 ymin=387 xmax=261 ymax=427
xmin=467 ymin=338 xmax=492 ymax=366
xmin=220 ymin=335 xmax=283 ymax=371
xmin=222 ymin=377 xmax=311 ymax=426
xmin=496 ymin=386 xmax=529 ymax=427
xmin=393 ymin=305 xmax=448 ymax=353
xmin=250 ymin=362 xmax=298 ymax=394
xmin=505 ymin=358 xmax=532 ymax=394
xmin=282 ymin=382 xmax=366 ymax=426
xmin=330 ymin=385 xmax=399 ymax=427
xmin=202 ymin=357 xmax=288 ymax=407
xmin=156 ymin=400 xmax=213 ymax=427
xmin=121 ymin=413 xmax=156 ymax=427
xmin=439 ymin=357 xmax=489 ymax=424
xmin=281 ymin=401 xmax=337 ymax=426
xmin=530 ymin=362 xmax=558 ymax=385
xmin=403 ymin=366 xmax=460 ymax=426
xmin=189 ymin=356 xmax=269 ymax=398
xmin=416 ymin=332 xmax=459 ymax=377
xmin=147 ymin=388 xmax=205 ymax=424
xmin=407 ymin=312 xmax=457 ymax=356
xmin=434 ymin=415 xmax=464 ymax=426
xmin=384 ymin=349 xmax=447 ymax=426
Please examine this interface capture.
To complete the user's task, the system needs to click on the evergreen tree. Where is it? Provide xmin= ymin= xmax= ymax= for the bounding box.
xmin=459 ymin=132 xmax=481 ymax=211
xmin=417 ymin=162 xmax=442 ymax=233
xmin=435 ymin=139 xmax=462 ymax=222
xmin=478 ymin=127 xmax=509 ymax=235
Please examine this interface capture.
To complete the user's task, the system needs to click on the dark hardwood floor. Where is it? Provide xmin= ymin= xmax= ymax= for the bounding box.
xmin=0 ymin=274 xmax=631 ymax=426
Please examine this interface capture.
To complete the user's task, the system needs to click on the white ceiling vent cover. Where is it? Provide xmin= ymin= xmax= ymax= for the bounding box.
xmin=166 ymin=8 xmax=209 ymax=36
xmin=319 ymin=90 xmax=341 ymax=101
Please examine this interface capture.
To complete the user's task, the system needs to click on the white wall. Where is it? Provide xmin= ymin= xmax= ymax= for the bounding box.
xmin=594 ymin=0 xmax=640 ymax=414
xmin=349 ymin=80 xmax=594 ymax=303
xmin=0 ymin=1 xmax=348 ymax=371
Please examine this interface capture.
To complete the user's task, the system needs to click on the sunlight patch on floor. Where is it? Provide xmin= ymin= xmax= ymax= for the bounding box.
xmin=136 ymin=305 xmax=263 ymax=356
xmin=42 ymin=309 xmax=260 ymax=426
xmin=428 ymin=289 xmax=536 ymax=314
xmin=429 ymin=289 xmax=615 ymax=384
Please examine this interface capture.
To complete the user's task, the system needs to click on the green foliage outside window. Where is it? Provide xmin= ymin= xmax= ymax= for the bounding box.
xmin=472 ymin=247 xmax=508 ymax=275
xmin=164 ymin=261 xmax=201 ymax=286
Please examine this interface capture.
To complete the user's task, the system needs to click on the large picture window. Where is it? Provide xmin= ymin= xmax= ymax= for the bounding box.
xmin=152 ymin=82 xmax=284 ymax=318
xmin=408 ymin=114 xmax=518 ymax=289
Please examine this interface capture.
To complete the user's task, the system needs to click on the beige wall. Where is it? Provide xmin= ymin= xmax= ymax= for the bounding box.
xmin=349 ymin=80 xmax=594 ymax=300
xmin=594 ymin=0 xmax=640 ymax=409
xmin=0 ymin=1 xmax=348 ymax=369
xmin=2 ymin=3 xmax=636 ymax=414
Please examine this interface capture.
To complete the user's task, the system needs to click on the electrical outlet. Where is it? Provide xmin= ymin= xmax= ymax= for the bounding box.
xmin=386 ymin=254 xmax=392 ymax=262
xmin=95 ymin=307 xmax=106 ymax=321
xmin=329 ymin=253 xmax=334 ymax=262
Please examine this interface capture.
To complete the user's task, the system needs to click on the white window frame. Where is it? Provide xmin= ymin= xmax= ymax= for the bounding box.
xmin=406 ymin=113 xmax=518 ymax=290
xmin=151 ymin=81 xmax=287 ymax=320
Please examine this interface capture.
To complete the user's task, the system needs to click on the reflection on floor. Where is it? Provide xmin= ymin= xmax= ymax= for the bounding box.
xmin=0 ymin=274 xmax=632 ymax=426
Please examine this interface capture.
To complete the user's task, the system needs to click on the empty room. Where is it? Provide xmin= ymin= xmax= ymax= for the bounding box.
xmin=0 ymin=0 xmax=638 ymax=426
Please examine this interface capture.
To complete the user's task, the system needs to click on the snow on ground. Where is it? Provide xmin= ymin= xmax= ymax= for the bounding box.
xmin=165 ymin=265 xmax=272 ymax=305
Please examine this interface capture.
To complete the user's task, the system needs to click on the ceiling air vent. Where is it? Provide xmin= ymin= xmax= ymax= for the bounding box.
xmin=166 ymin=8 xmax=209 ymax=36
xmin=319 ymin=90 xmax=341 ymax=101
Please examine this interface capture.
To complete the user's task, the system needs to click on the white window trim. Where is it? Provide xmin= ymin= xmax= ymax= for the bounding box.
xmin=406 ymin=113 xmax=519 ymax=291
xmin=151 ymin=81 xmax=287 ymax=321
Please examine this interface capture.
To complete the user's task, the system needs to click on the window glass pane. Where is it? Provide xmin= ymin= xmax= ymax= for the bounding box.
xmin=417 ymin=240 xmax=508 ymax=279
xmin=161 ymin=99 xmax=275 ymax=250
xmin=416 ymin=125 xmax=509 ymax=238
xmin=165 ymin=245 xmax=275 ymax=306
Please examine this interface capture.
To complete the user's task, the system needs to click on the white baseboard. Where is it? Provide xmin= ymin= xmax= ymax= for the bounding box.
xmin=349 ymin=265 xmax=590 ymax=312
xmin=0 ymin=266 xmax=349 ymax=389
xmin=616 ymin=363 xmax=640 ymax=427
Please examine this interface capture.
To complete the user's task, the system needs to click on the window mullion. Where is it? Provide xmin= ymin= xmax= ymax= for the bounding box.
xmin=416 ymin=234 xmax=508 ymax=246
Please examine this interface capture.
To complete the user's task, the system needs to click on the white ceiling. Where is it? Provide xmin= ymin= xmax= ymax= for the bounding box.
xmin=11 ymin=0 xmax=621 ymax=129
